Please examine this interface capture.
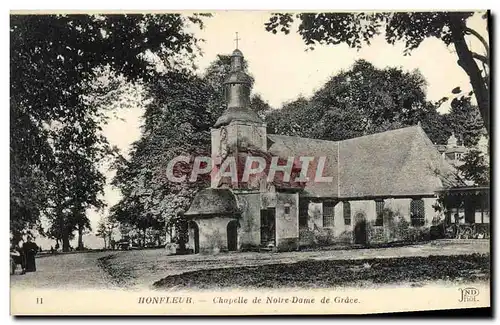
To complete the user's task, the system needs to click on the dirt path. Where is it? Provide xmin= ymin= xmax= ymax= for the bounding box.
xmin=10 ymin=251 xmax=116 ymax=290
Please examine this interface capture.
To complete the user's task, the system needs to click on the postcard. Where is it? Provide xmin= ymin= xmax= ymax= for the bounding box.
xmin=10 ymin=10 xmax=491 ymax=315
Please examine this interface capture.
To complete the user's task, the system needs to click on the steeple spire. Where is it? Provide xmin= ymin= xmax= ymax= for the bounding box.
xmin=213 ymin=46 xmax=263 ymax=128
xmin=234 ymin=32 xmax=240 ymax=49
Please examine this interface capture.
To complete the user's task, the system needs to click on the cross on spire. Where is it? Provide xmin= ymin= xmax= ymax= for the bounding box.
xmin=234 ymin=32 xmax=241 ymax=49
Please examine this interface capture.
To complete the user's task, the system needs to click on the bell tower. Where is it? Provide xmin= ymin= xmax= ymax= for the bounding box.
xmin=211 ymin=45 xmax=267 ymax=188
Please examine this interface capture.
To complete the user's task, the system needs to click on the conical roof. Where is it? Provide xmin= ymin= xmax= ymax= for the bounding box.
xmin=214 ymin=107 xmax=263 ymax=128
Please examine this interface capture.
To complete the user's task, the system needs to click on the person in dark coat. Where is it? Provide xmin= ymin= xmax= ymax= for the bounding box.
xmin=10 ymin=242 xmax=25 ymax=275
xmin=22 ymin=236 xmax=39 ymax=272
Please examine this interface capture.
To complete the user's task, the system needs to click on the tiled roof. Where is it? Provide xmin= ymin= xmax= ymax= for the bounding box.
xmin=267 ymin=134 xmax=339 ymax=198
xmin=267 ymin=126 xmax=464 ymax=198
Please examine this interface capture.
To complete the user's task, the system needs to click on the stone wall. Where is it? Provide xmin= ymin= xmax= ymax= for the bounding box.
xmin=307 ymin=202 xmax=322 ymax=230
xmin=235 ymin=191 xmax=261 ymax=249
xmin=298 ymin=197 xmax=441 ymax=247
xmin=333 ymin=201 xmax=354 ymax=241
xmin=261 ymin=191 xmax=277 ymax=209
xmin=423 ymin=197 xmax=438 ymax=225
xmin=211 ymin=122 xmax=267 ymax=189
xmin=362 ymin=197 xmax=438 ymax=244
xmin=189 ymin=217 xmax=236 ymax=254
xmin=300 ymin=201 xmax=354 ymax=246
xmin=235 ymin=123 xmax=267 ymax=152
xmin=350 ymin=200 xmax=377 ymax=222
xmin=212 ymin=123 xmax=267 ymax=156
xmin=210 ymin=128 xmax=221 ymax=159
xmin=187 ymin=194 xmax=440 ymax=253
xmin=210 ymin=128 xmax=221 ymax=188
xmin=275 ymin=192 xmax=299 ymax=251
xmin=384 ymin=198 xmax=412 ymax=222
xmin=187 ymin=224 xmax=196 ymax=252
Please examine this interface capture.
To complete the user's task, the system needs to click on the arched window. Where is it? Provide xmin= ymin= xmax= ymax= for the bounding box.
xmin=410 ymin=199 xmax=425 ymax=227
xmin=343 ymin=202 xmax=351 ymax=225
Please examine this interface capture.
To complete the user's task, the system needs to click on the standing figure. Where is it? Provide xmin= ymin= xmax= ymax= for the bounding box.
xmin=10 ymin=242 xmax=26 ymax=275
xmin=22 ymin=236 xmax=39 ymax=272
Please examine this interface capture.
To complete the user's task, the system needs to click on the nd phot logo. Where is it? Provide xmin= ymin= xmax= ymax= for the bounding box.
xmin=458 ymin=287 xmax=479 ymax=302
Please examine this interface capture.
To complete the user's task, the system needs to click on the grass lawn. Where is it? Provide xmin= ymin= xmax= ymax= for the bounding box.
xmin=153 ymin=253 xmax=490 ymax=290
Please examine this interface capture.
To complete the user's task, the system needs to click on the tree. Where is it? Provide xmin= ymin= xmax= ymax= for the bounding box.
xmin=44 ymin=119 xmax=107 ymax=251
xmin=111 ymin=71 xmax=214 ymax=241
xmin=45 ymin=212 xmax=75 ymax=249
xmin=95 ymin=215 xmax=118 ymax=249
xmin=266 ymin=60 xmax=447 ymax=144
xmin=445 ymin=96 xmax=485 ymax=147
xmin=418 ymin=108 xmax=452 ymax=146
xmin=265 ymin=96 xmax=312 ymax=138
xmin=457 ymin=149 xmax=489 ymax=186
xmin=105 ymin=215 xmax=119 ymax=249
xmin=110 ymin=53 xmax=267 ymax=242
xmin=96 ymin=218 xmax=108 ymax=249
xmin=10 ymin=99 xmax=53 ymax=242
xmin=265 ymin=11 xmax=490 ymax=133
xmin=10 ymin=14 xmax=207 ymax=243
xmin=250 ymin=94 xmax=272 ymax=119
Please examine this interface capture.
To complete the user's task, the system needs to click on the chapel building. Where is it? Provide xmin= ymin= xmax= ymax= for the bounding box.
xmin=183 ymin=48 xmax=465 ymax=253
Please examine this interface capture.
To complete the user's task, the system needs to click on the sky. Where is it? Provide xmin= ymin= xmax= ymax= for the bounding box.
xmin=36 ymin=11 xmax=489 ymax=249
xmin=193 ymin=11 xmax=487 ymax=109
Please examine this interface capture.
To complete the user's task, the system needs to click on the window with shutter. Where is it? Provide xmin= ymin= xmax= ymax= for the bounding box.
xmin=375 ymin=200 xmax=384 ymax=226
xmin=343 ymin=202 xmax=351 ymax=225
xmin=323 ymin=202 xmax=335 ymax=228
xmin=410 ymin=199 xmax=425 ymax=227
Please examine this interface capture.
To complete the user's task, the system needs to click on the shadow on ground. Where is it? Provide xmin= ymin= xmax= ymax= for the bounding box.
xmin=151 ymin=253 xmax=490 ymax=290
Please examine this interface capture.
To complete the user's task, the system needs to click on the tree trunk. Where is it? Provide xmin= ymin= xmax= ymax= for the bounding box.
xmin=77 ymin=223 xmax=84 ymax=250
xmin=108 ymin=233 xmax=113 ymax=249
xmin=60 ymin=211 xmax=71 ymax=252
xmin=62 ymin=234 xmax=70 ymax=252
xmin=449 ymin=16 xmax=490 ymax=134
xmin=167 ymin=225 xmax=173 ymax=243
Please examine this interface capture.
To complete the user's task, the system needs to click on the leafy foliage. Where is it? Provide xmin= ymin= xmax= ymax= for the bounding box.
xmin=447 ymin=97 xmax=485 ymax=147
xmin=10 ymin=14 xmax=206 ymax=249
xmin=266 ymin=60 xmax=449 ymax=144
xmin=111 ymin=72 xmax=213 ymax=233
xmin=265 ymin=11 xmax=490 ymax=133
xmin=96 ymin=215 xmax=118 ymax=249
xmin=265 ymin=12 xmax=471 ymax=50
xmin=110 ymin=52 xmax=270 ymax=244
xmin=96 ymin=219 xmax=108 ymax=248
xmin=457 ymin=149 xmax=489 ymax=186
